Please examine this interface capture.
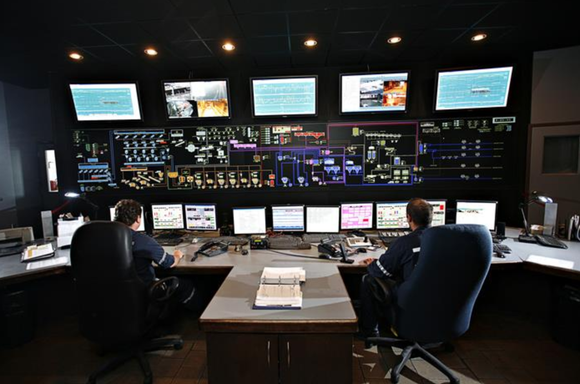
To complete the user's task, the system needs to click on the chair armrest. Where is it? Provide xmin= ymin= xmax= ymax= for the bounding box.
xmin=149 ymin=276 xmax=180 ymax=303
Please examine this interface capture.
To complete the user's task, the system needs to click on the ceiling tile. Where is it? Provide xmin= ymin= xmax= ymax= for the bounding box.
xmin=290 ymin=35 xmax=330 ymax=53
xmin=437 ymin=4 xmax=498 ymax=29
xmin=139 ymin=20 xmax=198 ymax=43
xmin=292 ymin=52 xmax=327 ymax=67
xmin=337 ymin=8 xmax=389 ymax=32
xmin=412 ymin=29 xmax=465 ymax=47
xmin=237 ymin=13 xmax=287 ymax=37
xmin=254 ymin=54 xmax=292 ymax=67
xmin=334 ymin=33 xmax=376 ymax=50
xmin=229 ymin=0 xmax=286 ymax=14
xmin=190 ymin=15 xmax=243 ymax=40
xmin=171 ymin=40 xmax=213 ymax=58
xmin=63 ymin=26 xmax=113 ymax=47
xmin=248 ymin=36 xmax=289 ymax=54
xmin=171 ymin=0 xmax=233 ymax=17
xmin=288 ymin=10 xmax=338 ymax=35
xmin=95 ymin=23 xmax=153 ymax=45
xmin=327 ymin=51 xmax=365 ymax=66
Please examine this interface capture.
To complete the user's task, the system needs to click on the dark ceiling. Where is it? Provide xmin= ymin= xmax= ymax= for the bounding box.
xmin=0 ymin=0 xmax=578 ymax=86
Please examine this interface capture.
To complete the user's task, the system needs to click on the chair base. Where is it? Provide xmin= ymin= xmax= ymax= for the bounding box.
xmin=87 ymin=337 xmax=183 ymax=384
xmin=367 ymin=337 xmax=459 ymax=384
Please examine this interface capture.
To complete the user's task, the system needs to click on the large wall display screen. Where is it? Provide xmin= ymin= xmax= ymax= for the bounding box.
xmin=341 ymin=72 xmax=409 ymax=114
xmin=163 ymin=80 xmax=230 ymax=119
xmin=69 ymin=83 xmax=142 ymax=121
xmin=251 ymin=76 xmax=317 ymax=117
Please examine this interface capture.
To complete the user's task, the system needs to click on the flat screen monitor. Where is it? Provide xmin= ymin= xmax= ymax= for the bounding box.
xmin=69 ymin=83 xmax=142 ymax=121
xmin=163 ymin=79 xmax=230 ymax=119
xmin=455 ymin=200 xmax=497 ymax=231
xmin=272 ymin=205 xmax=305 ymax=232
xmin=340 ymin=71 xmax=409 ymax=114
xmin=151 ymin=203 xmax=184 ymax=230
xmin=109 ymin=206 xmax=145 ymax=232
xmin=250 ymin=76 xmax=317 ymax=117
xmin=426 ymin=200 xmax=447 ymax=227
xmin=340 ymin=202 xmax=374 ymax=230
xmin=233 ymin=207 xmax=267 ymax=235
xmin=184 ymin=204 xmax=217 ymax=231
xmin=376 ymin=202 xmax=409 ymax=230
xmin=306 ymin=206 xmax=340 ymax=233
xmin=435 ymin=66 xmax=513 ymax=111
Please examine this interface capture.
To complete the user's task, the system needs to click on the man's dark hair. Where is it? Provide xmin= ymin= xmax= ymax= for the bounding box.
xmin=406 ymin=198 xmax=433 ymax=227
xmin=114 ymin=199 xmax=141 ymax=226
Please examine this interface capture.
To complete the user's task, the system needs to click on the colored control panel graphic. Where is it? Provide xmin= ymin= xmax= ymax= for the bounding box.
xmin=72 ymin=118 xmax=513 ymax=193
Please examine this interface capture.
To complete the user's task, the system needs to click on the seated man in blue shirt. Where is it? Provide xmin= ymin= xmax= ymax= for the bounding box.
xmin=114 ymin=199 xmax=196 ymax=311
xmin=358 ymin=198 xmax=433 ymax=344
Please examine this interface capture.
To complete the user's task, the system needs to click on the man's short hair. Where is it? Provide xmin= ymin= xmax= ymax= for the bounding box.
xmin=406 ymin=198 xmax=433 ymax=227
xmin=114 ymin=199 xmax=141 ymax=226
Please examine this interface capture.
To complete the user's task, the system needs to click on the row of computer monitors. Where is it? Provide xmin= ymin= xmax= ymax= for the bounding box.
xmin=110 ymin=200 xmax=498 ymax=236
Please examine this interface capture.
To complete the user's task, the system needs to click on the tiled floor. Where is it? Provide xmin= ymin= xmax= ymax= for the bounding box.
xmin=0 ymin=310 xmax=579 ymax=384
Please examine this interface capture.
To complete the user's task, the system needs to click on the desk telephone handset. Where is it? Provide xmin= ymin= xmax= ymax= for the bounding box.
xmin=317 ymin=239 xmax=354 ymax=263
xmin=192 ymin=240 xmax=230 ymax=261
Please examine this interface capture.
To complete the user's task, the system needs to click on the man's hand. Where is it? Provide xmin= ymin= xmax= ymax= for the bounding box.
xmin=172 ymin=249 xmax=184 ymax=267
xmin=359 ymin=257 xmax=375 ymax=266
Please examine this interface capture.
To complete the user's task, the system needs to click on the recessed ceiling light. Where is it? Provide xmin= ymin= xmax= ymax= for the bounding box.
xmin=222 ymin=42 xmax=236 ymax=51
xmin=304 ymin=39 xmax=318 ymax=47
xmin=471 ymin=33 xmax=487 ymax=42
xmin=387 ymin=36 xmax=402 ymax=44
xmin=68 ymin=52 xmax=84 ymax=60
xmin=144 ymin=48 xmax=158 ymax=56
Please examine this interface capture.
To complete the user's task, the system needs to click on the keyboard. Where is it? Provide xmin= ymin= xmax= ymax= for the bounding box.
xmin=494 ymin=243 xmax=511 ymax=253
xmin=268 ymin=236 xmax=311 ymax=250
xmin=199 ymin=236 xmax=249 ymax=246
xmin=302 ymin=234 xmax=345 ymax=243
xmin=379 ymin=231 xmax=411 ymax=238
xmin=153 ymin=232 xmax=183 ymax=246
xmin=535 ymin=235 xmax=568 ymax=249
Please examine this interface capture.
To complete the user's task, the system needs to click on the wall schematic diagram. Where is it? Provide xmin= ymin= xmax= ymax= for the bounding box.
xmin=72 ymin=118 xmax=514 ymax=193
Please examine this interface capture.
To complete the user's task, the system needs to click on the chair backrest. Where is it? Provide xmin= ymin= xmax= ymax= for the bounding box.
xmin=70 ymin=221 xmax=148 ymax=346
xmin=395 ymin=224 xmax=492 ymax=343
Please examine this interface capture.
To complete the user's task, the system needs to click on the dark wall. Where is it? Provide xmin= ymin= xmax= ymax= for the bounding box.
xmin=49 ymin=52 xmax=533 ymax=229
xmin=0 ymin=83 xmax=19 ymax=229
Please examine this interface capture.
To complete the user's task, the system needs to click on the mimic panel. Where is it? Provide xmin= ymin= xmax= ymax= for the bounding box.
xmin=72 ymin=117 xmax=514 ymax=193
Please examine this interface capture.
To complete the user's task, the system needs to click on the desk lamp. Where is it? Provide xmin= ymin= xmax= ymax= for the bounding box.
xmin=64 ymin=191 xmax=100 ymax=220
xmin=518 ymin=191 xmax=553 ymax=242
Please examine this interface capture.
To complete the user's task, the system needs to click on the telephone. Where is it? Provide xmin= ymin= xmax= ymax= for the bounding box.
xmin=317 ymin=239 xmax=342 ymax=259
xmin=345 ymin=236 xmax=372 ymax=248
xmin=193 ymin=240 xmax=230 ymax=261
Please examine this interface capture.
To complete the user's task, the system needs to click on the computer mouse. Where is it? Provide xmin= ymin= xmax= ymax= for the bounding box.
xmin=318 ymin=254 xmax=331 ymax=259
xmin=493 ymin=250 xmax=505 ymax=258
xmin=241 ymin=249 xmax=248 ymax=255
xmin=357 ymin=248 xmax=367 ymax=253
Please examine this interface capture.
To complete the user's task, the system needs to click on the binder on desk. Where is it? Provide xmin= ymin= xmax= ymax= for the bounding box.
xmin=253 ymin=267 xmax=305 ymax=310
xmin=21 ymin=243 xmax=55 ymax=262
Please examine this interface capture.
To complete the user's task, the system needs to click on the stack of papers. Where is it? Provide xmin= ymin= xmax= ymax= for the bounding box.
xmin=21 ymin=243 xmax=55 ymax=262
xmin=253 ymin=267 xmax=305 ymax=310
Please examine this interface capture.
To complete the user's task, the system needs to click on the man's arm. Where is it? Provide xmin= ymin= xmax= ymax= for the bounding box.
xmin=367 ymin=241 xmax=402 ymax=279
xmin=140 ymin=236 xmax=176 ymax=269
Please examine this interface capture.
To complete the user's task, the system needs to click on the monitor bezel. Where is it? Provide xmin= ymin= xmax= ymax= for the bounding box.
xmin=249 ymin=75 xmax=318 ymax=118
xmin=375 ymin=201 xmax=410 ymax=230
xmin=454 ymin=200 xmax=498 ymax=231
xmin=339 ymin=201 xmax=375 ymax=230
xmin=150 ymin=202 xmax=185 ymax=230
xmin=271 ymin=204 xmax=306 ymax=232
xmin=232 ymin=206 xmax=267 ymax=235
xmin=108 ymin=205 xmax=146 ymax=232
xmin=183 ymin=203 xmax=218 ymax=231
xmin=68 ymin=81 xmax=144 ymax=122
xmin=161 ymin=78 xmax=232 ymax=121
xmin=433 ymin=65 xmax=514 ymax=112
xmin=305 ymin=205 xmax=340 ymax=234
xmin=339 ymin=70 xmax=411 ymax=115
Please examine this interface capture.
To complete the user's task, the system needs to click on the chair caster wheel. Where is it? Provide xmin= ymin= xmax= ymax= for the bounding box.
xmin=174 ymin=341 xmax=184 ymax=350
xmin=391 ymin=373 xmax=400 ymax=383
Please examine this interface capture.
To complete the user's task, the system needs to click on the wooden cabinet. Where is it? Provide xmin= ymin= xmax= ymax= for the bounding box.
xmin=206 ymin=333 xmax=352 ymax=384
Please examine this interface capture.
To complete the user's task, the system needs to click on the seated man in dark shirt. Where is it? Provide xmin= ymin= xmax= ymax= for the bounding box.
xmin=114 ymin=199 xmax=196 ymax=310
xmin=358 ymin=198 xmax=433 ymax=343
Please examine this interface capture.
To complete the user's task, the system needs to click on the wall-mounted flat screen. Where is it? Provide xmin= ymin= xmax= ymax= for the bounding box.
xmin=250 ymin=76 xmax=317 ymax=117
xmin=69 ymin=83 xmax=142 ymax=121
xmin=340 ymin=72 xmax=409 ymax=114
xmin=435 ymin=66 xmax=513 ymax=111
xmin=185 ymin=204 xmax=217 ymax=231
xmin=163 ymin=79 xmax=230 ymax=119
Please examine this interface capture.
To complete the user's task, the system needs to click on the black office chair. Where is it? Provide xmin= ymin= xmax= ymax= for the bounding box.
xmin=70 ymin=221 xmax=184 ymax=384
xmin=368 ymin=224 xmax=492 ymax=383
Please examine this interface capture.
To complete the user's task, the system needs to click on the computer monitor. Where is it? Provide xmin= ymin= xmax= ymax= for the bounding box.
xmin=340 ymin=202 xmax=374 ymax=230
xmin=250 ymin=76 xmax=317 ymax=117
xmin=376 ymin=202 xmax=409 ymax=230
xmin=69 ymin=83 xmax=142 ymax=121
xmin=340 ymin=71 xmax=409 ymax=114
xmin=272 ymin=205 xmax=305 ymax=232
xmin=151 ymin=203 xmax=184 ymax=230
xmin=109 ymin=206 xmax=145 ymax=232
xmin=455 ymin=200 xmax=497 ymax=231
xmin=163 ymin=79 xmax=230 ymax=119
xmin=305 ymin=206 xmax=340 ymax=233
xmin=426 ymin=200 xmax=447 ymax=227
xmin=434 ymin=66 xmax=513 ymax=111
xmin=184 ymin=204 xmax=217 ymax=231
xmin=233 ymin=207 xmax=267 ymax=235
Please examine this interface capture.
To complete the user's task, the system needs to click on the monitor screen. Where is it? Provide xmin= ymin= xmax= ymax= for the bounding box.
xmin=376 ymin=202 xmax=409 ymax=230
xmin=250 ymin=76 xmax=317 ymax=117
xmin=426 ymin=200 xmax=447 ymax=227
xmin=233 ymin=207 xmax=267 ymax=235
xmin=455 ymin=201 xmax=497 ymax=230
xmin=185 ymin=204 xmax=217 ymax=231
xmin=272 ymin=205 xmax=305 ymax=232
xmin=340 ymin=202 xmax=374 ymax=230
xmin=435 ymin=66 xmax=513 ymax=111
xmin=109 ymin=206 xmax=145 ymax=232
xmin=151 ymin=203 xmax=184 ymax=230
xmin=306 ymin=206 xmax=340 ymax=233
xmin=340 ymin=72 xmax=409 ymax=114
xmin=69 ymin=83 xmax=142 ymax=121
xmin=163 ymin=79 xmax=230 ymax=119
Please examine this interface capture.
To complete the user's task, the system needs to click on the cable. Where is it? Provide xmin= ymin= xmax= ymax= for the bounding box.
xmin=266 ymin=249 xmax=335 ymax=261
